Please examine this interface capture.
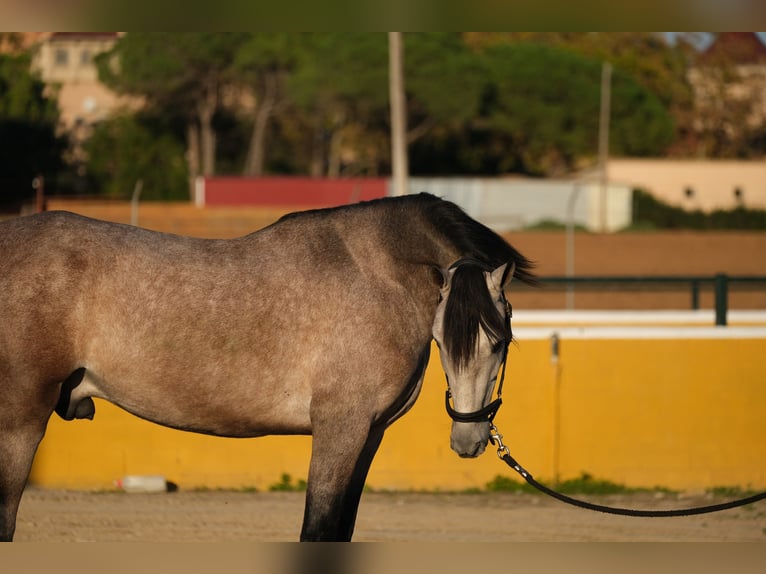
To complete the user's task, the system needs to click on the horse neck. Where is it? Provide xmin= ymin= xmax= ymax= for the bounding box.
xmin=375 ymin=202 xmax=460 ymax=271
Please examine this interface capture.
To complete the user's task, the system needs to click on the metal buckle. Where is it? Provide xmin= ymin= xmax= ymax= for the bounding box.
xmin=489 ymin=424 xmax=511 ymax=460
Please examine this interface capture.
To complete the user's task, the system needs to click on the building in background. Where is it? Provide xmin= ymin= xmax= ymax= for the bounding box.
xmin=608 ymin=159 xmax=766 ymax=212
xmin=29 ymin=33 xmax=134 ymax=166
xmin=687 ymin=32 xmax=766 ymax=158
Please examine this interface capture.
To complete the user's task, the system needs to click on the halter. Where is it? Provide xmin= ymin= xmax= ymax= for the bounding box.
xmin=445 ymin=340 xmax=508 ymax=424
xmin=443 ymin=258 xmax=512 ymax=424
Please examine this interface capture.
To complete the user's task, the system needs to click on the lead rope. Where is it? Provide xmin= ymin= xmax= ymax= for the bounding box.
xmin=488 ymin=424 xmax=766 ymax=517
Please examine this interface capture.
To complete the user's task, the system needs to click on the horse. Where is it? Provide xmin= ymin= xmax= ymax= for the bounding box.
xmin=0 ymin=192 xmax=534 ymax=541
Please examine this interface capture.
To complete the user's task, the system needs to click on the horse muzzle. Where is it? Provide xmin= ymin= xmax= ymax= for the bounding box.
xmin=450 ymin=421 xmax=490 ymax=458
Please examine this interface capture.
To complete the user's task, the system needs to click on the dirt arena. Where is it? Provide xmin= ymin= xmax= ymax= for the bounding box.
xmin=14 ymin=488 xmax=766 ymax=542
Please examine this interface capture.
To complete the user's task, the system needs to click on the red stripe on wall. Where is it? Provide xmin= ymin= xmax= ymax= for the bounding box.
xmin=201 ymin=177 xmax=388 ymax=207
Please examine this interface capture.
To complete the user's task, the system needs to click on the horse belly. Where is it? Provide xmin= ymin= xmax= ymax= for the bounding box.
xmin=75 ymin=360 xmax=313 ymax=438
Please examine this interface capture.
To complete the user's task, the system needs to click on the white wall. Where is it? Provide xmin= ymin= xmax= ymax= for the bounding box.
xmin=405 ymin=177 xmax=633 ymax=232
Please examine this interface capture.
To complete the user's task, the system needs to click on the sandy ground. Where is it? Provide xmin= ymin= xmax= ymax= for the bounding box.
xmin=13 ymin=488 xmax=766 ymax=542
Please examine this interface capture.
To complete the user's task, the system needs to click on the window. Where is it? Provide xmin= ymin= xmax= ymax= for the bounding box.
xmin=80 ymin=50 xmax=92 ymax=65
xmin=54 ymin=48 xmax=69 ymax=67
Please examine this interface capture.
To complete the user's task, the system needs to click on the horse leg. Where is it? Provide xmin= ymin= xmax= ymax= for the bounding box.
xmin=0 ymin=422 xmax=49 ymax=541
xmin=0 ymin=368 xmax=59 ymax=541
xmin=300 ymin=420 xmax=385 ymax=542
xmin=336 ymin=423 xmax=385 ymax=540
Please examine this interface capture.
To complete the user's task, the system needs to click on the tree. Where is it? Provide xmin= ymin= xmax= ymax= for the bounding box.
xmin=465 ymin=33 xmax=693 ymax=158
xmin=96 ymin=33 xmax=247 ymax=191
xmin=404 ymin=33 xmax=485 ymax=144
xmin=277 ymin=33 xmax=486 ymax=177
xmin=288 ymin=33 xmax=389 ymax=177
xmin=233 ymin=33 xmax=299 ymax=176
xmin=84 ymin=114 xmax=187 ymax=200
xmin=0 ymin=51 xmax=65 ymax=208
xmin=470 ymin=42 xmax=674 ymax=176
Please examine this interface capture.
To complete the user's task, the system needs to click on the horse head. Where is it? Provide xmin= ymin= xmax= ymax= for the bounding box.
xmin=432 ymin=259 xmax=515 ymax=458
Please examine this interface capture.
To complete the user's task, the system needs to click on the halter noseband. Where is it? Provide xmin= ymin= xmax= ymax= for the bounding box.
xmin=443 ymin=258 xmax=512 ymax=424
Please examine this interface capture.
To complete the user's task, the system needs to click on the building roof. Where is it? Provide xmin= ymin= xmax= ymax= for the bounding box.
xmin=697 ymin=32 xmax=766 ymax=66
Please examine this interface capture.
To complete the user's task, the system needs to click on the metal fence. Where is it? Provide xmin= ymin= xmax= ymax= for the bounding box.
xmin=533 ymin=274 xmax=766 ymax=325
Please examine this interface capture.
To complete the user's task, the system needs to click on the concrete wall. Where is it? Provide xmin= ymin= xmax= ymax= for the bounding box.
xmin=29 ymin=326 xmax=766 ymax=492
xmin=409 ymin=177 xmax=633 ymax=232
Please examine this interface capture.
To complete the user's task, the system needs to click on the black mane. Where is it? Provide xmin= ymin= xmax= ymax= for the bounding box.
xmin=413 ymin=193 xmax=536 ymax=285
xmin=413 ymin=193 xmax=536 ymax=369
xmin=444 ymin=263 xmax=513 ymax=370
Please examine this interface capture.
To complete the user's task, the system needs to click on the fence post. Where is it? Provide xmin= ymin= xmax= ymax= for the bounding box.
xmin=714 ymin=273 xmax=728 ymax=326
xmin=690 ymin=279 xmax=700 ymax=310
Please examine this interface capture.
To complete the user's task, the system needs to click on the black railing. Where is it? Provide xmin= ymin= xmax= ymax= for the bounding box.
xmin=533 ymin=274 xmax=766 ymax=326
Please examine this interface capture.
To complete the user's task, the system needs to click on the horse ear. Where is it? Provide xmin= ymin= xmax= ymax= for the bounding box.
xmin=503 ymin=261 xmax=517 ymax=289
xmin=489 ymin=262 xmax=516 ymax=293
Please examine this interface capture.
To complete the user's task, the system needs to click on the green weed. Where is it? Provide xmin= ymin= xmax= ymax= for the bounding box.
xmin=707 ymin=486 xmax=758 ymax=498
xmin=485 ymin=472 xmax=674 ymax=496
xmin=268 ymin=473 xmax=307 ymax=492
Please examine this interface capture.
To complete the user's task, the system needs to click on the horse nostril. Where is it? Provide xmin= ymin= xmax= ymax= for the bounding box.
xmin=457 ymin=441 xmax=485 ymax=459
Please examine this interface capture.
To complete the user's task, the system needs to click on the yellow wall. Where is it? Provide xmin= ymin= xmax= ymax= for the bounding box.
xmin=29 ymin=333 xmax=766 ymax=492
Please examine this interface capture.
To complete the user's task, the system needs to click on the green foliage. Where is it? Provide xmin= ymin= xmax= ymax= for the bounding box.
xmin=485 ymin=475 xmax=538 ymax=493
xmin=96 ymin=33 xmax=249 ymax=179
xmin=632 ymin=188 xmax=766 ymax=230
xmin=97 ymin=33 xmax=248 ymax=108
xmin=268 ymin=473 xmax=307 ymax=492
xmin=556 ymin=473 xmax=637 ymax=495
xmin=474 ymin=42 xmax=674 ymax=176
xmin=486 ymin=472 xmax=672 ymax=495
xmin=7 ymin=33 xmax=753 ymax=204
xmin=609 ymin=69 xmax=675 ymax=157
xmin=706 ymin=486 xmax=759 ymax=497
xmin=524 ymin=219 xmax=589 ymax=232
xmin=289 ymin=33 xmax=388 ymax=112
xmin=405 ymin=33 xmax=485 ymax=129
xmin=84 ymin=114 xmax=188 ymax=200
xmin=0 ymin=52 xmax=66 ymax=206
xmin=86 ymin=33 xmax=682 ymax=183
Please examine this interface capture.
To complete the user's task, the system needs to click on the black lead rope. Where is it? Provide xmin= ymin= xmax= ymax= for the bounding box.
xmin=490 ymin=426 xmax=766 ymax=517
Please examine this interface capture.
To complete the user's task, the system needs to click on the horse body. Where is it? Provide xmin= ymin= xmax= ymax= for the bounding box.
xmin=0 ymin=193 xmax=533 ymax=541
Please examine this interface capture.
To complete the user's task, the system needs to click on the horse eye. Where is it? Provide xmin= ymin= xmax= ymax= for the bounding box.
xmin=491 ymin=340 xmax=506 ymax=354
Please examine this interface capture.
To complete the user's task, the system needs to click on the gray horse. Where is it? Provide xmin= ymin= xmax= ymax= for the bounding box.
xmin=0 ymin=193 xmax=534 ymax=541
